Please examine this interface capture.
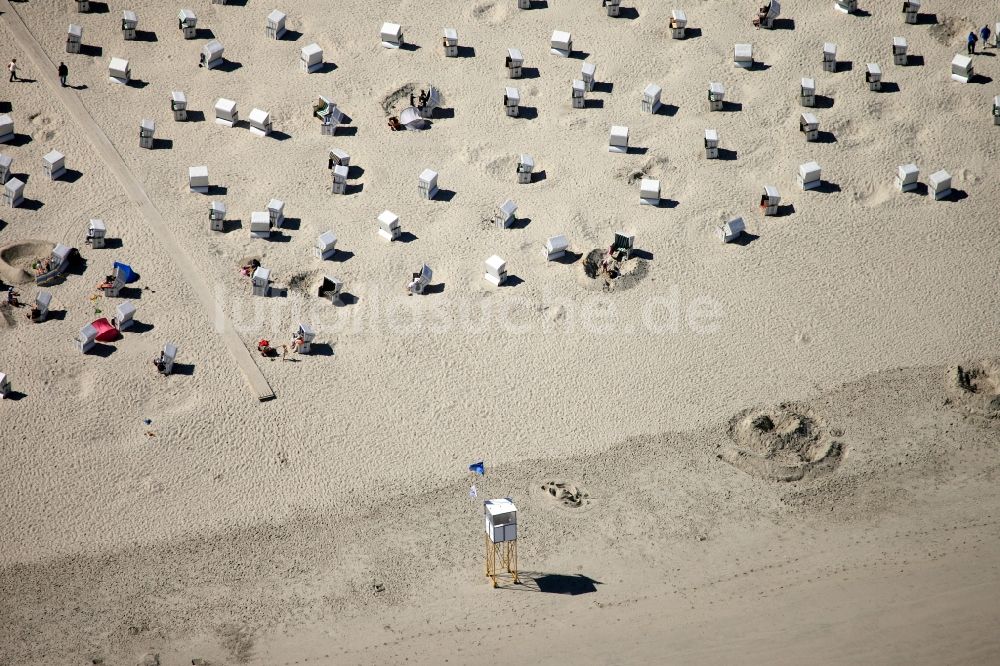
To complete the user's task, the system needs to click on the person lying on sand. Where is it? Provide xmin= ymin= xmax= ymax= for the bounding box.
xmin=6 ymin=287 xmax=20 ymax=306
xmin=25 ymin=306 xmax=41 ymax=321
xmin=152 ymin=352 xmax=166 ymax=373
xmin=33 ymin=259 xmax=51 ymax=275
xmin=257 ymin=339 xmax=278 ymax=357
xmin=388 ymin=116 xmax=402 ymax=131
xmin=240 ymin=259 xmax=261 ymax=277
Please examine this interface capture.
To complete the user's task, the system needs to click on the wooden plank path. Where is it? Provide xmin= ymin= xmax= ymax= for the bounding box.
xmin=2 ymin=1 xmax=275 ymax=401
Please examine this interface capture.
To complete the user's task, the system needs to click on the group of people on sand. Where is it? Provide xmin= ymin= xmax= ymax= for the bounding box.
xmin=257 ymin=334 xmax=305 ymax=360
xmin=32 ymin=257 xmax=51 ymax=276
xmin=968 ymin=25 xmax=993 ymax=54
xmin=388 ymin=89 xmax=432 ymax=131
xmin=5 ymin=286 xmax=44 ymax=322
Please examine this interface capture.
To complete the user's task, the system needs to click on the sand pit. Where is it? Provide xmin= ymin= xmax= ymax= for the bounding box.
xmin=580 ymin=249 xmax=649 ymax=292
xmin=719 ymin=404 xmax=844 ymax=482
xmin=539 ymin=480 xmax=591 ymax=510
xmin=945 ymin=361 xmax=1000 ymax=418
xmin=0 ymin=240 xmax=54 ymax=285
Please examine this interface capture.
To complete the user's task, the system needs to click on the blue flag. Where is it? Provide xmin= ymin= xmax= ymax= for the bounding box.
xmin=469 ymin=461 xmax=485 ymax=476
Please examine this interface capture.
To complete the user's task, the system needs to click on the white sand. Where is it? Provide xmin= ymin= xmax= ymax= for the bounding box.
xmin=1 ymin=0 xmax=999 ymax=663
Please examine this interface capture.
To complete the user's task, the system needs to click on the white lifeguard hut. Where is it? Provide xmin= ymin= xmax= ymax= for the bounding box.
xmin=642 ymin=84 xmax=662 ymax=114
xmin=484 ymin=498 xmax=519 ymax=588
xmin=902 ymin=1 xmax=919 ymax=24
xmin=951 ymin=55 xmax=972 ymax=84
xmin=115 ymin=301 xmax=136 ymax=331
xmin=178 ymin=9 xmax=197 ymax=39
xmin=209 ymin=201 xmax=226 ymax=231
xmin=76 ymin=324 xmax=98 ymax=353
xmin=544 ymin=234 xmax=569 ymax=261
xmin=581 ymin=62 xmax=596 ymax=91
xmin=612 ymin=231 xmax=634 ymax=260
xmin=800 ymin=78 xmax=816 ymax=107
xmin=266 ymin=10 xmax=287 ymax=40
xmin=670 ymin=10 xmax=687 ymax=39
xmin=708 ymin=82 xmax=725 ymax=111
xmin=108 ymin=57 xmax=130 ymax=85
xmin=800 ymin=113 xmax=819 ymax=141
xmin=315 ymin=231 xmax=337 ymax=260
xmin=443 ymin=28 xmax=458 ymax=57
xmin=171 ymin=91 xmax=188 ymax=121
xmin=734 ymin=43 xmax=753 ymax=68
xmin=928 ymin=170 xmax=952 ymax=200
xmin=550 ymin=30 xmax=572 ymax=58
xmin=0 ymin=153 xmax=10 ymax=182
xmin=823 ymin=43 xmax=837 ymax=73
xmin=516 ymin=154 xmax=534 ymax=184
xmin=639 ymin=178 xmax=660 ymax=206
xmin=504 ymin=87 xmax=520 ymax=117
xmin=293 ymin=323 xmax=315 ymax=354
xmin=215 ymin=98 xmax=238 ymax=126
xmin=506 ymin=48 xmax=523 ymax=78
xmin=834 ymin=0 xmax=857 ymax=14
xmin=32 ymin=291 xmax=52 ymax=322
xmin=331 ymin=165 xmax=348 ymax=194
xmin=76 ymin=0 xmax=89 ymax=12
xmin=609 ymin=125 xmax=629 ymax=153
xmin=378 ymin=210 xmax=401 ymax=241
xmin=0 ymin=113 xmax=14 ymax=143
xmin=993 ymin=96 xmax=1000 ymax=125
xmin=760 ymin=185 xmax=781 ymax=215
xmin=188 ymin=165 xmax=209 ymax=193
xmin=248 ymin=108 xmax=272 ymax=137
xmin=501 ymin=50 xmax=528 ymax=83
xmin=67 ymin=24 xmax=83 ymax=53
xmin=418 ymin=169 xmax=439 ymax=199
xmin=798 ymin=161 xmax=822 ymax=190
xmin=42 ymin=150 xmax=66 ymax=179
xmin=704 ymin=129 xmax=719 ymax=159
xmin=716 ymin=217 xmax=746 ymax=244
xmin=250 ymin=211 xmax=271 ymax=239
xmin=267 ymin=199 xmax=284 ymax=228
xmin=605 ymin=0 xmax=620 ymax=17
xmin=895 ymin=164 xmax=919 ymax=192
xmin=139 ymin=119 xmax=154 ymax=149
xmin=201 ymin=40 xmax=224 ymax=70
xmin=318 ymin=275 xmax=344 ymax=304
xmin=122 ymin=10 xmax=138 ymax=41
xmin=756 ymin=1 xmax=780 ymax=29
xmin=251 ymin=267 xmax=271 ymax=296
xmin=316 ymin=97 xmax=343 ymax=135
xmin=159 ymin=343 xmax=177 ymax=375
xmin=484 ymin=255 xmax=508 ymax=286
xmin=329 ymin=148 xmax=350 ymax=169
xmin=0 ymin=372 xmax=9 ymax=399
xmin=495 ymin=200 xmax=517 ymax=229
xmin=87 ymin=219 xmax=107 ymax=248
xmin=571 ymin=80 xmax=585 ymax=109
xmin=866 ymin=63 xmax=882 ymax=91
xmin=380 ymin=23 xmax=403 ymax=49
xmin=892 ymin=37 xmax=908 ymax=66
xmin=302 ymin=43 xmax=324 ymax=72
xmin=4 ymin=178 xmax=24 ymax=208
xmin=407 ymin=264 xmax=432 ymax=295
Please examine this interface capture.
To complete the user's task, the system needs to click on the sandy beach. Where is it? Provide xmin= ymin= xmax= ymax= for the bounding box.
xmin=1 ymin=0 xmax=999 ymax=663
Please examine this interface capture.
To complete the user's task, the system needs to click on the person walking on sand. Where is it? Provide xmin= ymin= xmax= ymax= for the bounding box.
xmin=57 ymin=62 xmax=68 ymax=87
xmin=8 ymin=59 xmax=17 ymax=82
xmin=981 ymin=25 xmax=992 ymax=49
xmin=968 ymin=31 xmax=978 ymax=55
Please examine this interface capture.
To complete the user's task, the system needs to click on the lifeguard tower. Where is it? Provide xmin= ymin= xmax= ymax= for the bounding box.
xmin=484 ymin=498 xmax=519 ymax=588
